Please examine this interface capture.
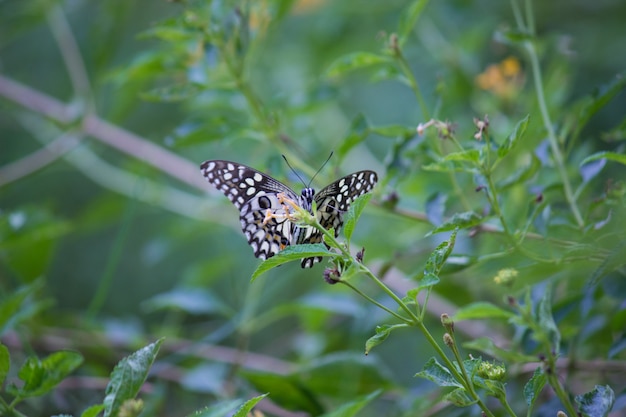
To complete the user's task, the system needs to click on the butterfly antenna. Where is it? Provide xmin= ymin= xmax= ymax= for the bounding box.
xmin=282 ymin=155 xmax=308 ymax=188
xmin=308 ymin=151 xmax=333 ymax=187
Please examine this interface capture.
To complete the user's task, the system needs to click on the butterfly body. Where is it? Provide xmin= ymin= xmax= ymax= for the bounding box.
xmin=201 ymin=160 xmax=377 ymax=268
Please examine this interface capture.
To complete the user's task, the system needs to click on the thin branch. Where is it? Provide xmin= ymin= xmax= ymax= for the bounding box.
xmin=0 ymin=74 xmax=208 ymax=192
xmin=0 ymin=132 xmax=80 ymax=187
xmin=47 ymin=5 xmax=94 ymax=109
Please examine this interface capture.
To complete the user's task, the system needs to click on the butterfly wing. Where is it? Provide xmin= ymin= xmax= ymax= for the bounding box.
xmin=315 ymin=170 xmax=378 ymax=235
xmin=298 ymin=170 xmax=378 ymax=268
xmin=201 ymin=160 xmax=299 ymax=261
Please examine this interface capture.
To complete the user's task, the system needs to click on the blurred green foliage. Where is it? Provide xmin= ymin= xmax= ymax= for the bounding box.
xmin=1 ymin=0 xmax=626 ymax=416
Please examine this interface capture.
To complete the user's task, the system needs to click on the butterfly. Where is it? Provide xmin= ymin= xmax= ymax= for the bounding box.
xmin=200 ymin=160 xmax=378 ymax=268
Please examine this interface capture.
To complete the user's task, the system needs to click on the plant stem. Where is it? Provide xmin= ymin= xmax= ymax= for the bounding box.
xmin=516 ymin=0 xmax=583 ymax=228
xmin=391 ymin=43 xmax=430 ymax=120
xmin=340 ymin=280 xmax=412 ymax=323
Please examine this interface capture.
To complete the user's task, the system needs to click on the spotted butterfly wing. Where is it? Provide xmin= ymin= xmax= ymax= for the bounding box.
xmin=300 ymin=171 xmax=379 ymax=267
xmin=201 ymin=160 xmax=377 ymax=268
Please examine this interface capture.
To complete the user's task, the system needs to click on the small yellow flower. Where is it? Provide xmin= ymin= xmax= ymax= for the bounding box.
xmin=493 ymin=268 xmax=518 ymax=285
xmin=475 ymin=57 xmax=524 ymax=99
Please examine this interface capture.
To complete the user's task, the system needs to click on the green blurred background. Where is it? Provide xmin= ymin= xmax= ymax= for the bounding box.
xmin=1 ymin=0 xmax=625 ymax=416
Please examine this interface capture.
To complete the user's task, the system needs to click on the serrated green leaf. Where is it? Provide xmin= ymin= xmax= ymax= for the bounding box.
xmin=580 ymin=151 xmax=626 ymax=167
xmin=103 ymin=339 xmax=164 ymax=417
xmin=454 ymin=302 xmax=514 ymax=321
xmin=319 ymin=390 xmax=381 ymax=417
xmin=325 ymin=52 xmax=392 ymax=78
xmin=428 ymin=212 xmax=483 ymax=235
xmin=415 ymin=358 xmax=463 ymax=388
xmin=575 ymin=385 xmax=615 ymax=417
xmin=498 ymin=115 xmax=529 ymax=158
xmin=0 ymin=343 xmax=9 ymax=386
xmin=17 ymin=351 xmax=83 ymax=397
xmin=81 ymin=404 xmax=105 ymax=417
xmin=423 ymin=229 xmax=457 ymax=276
xmin=251 ymin=244 xmax=334 ymax=281
xmin=443 ymin=387 xmax=475 ymax=407
xmin=397 ymin=0 xmax=429 ymax=45
xmin=233 ymin=393 xmax=269 ymax=417
xmin=523 ymin=367 xmax=547 ymax=409
xmin=343 ymin=193 xmax=373 ymax=241
xmin=418 ymin=273 xmax=440 ymax=289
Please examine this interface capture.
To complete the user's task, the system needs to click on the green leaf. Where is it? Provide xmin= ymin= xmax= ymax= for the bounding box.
xmin=0 ymin=208 xmax=70 ymax=282
xmin=239 ymin=371 xmax=324 ymax=415
xmin=418 ymin=273 xmax=440 ymax=289
xmin=81 ymin=404 xmax=105 ymax=417
xmin=365 ymin=324 xmax=406 ymax=355
xmin=0 ymin=280 xmax=45 ymax=336
xmin=415 ymin=358 xmax=463 ymax=388
xmin=442 ymin=149 xmax=481 ymax=164
xmin=298 ymin=352 xmax=394 ymax=397
xmin=454 ymin=302 xmax=515 ymax=321
xmin=325 ymin=52 xmax=392 ymax=78
xmin=498 ymin=115 xmax=529 ymax=158
xmin=251 ymin=244 xmax=334 ymax=281
xmin=16 ymin=351 xmax=83 ymax=397
xmin=141 ymin=83 xmax=206 ymax=102
xmin=523 ymin=367 xmax=547 ymax=409
xmin=232 ymin=393 xmax=269 ymax=417
xmin=423 ymin=229 xmax=457 ymax=276
xmin=495 ymin=29 xmax=533 ymax=44
xmin=343 ymin=193 xmax=374 ymax=241
xmin=103 ymin=339 xmax=164 ymax=417
xmin=480 ymin=379 xmax=507 ymax=399
xmin=428 ymin=212 xmax=483 ymax=235
xmin=319 ymin=390 xmax=381 ymax=417
xmin=575 ymin=385 xmax=615 ymax=417
xmin=536 ymin=288 xmax=561 ymax=352
xmin=443 ymin=387 xmax=475 ymax=407
xmin=337 ymin=114 xmax=369 ymax=159
xmin=397 ymin=0 xmax=429 ymax=45
xmin=574 ymin=73 xmax=626 ymax=140
xmin=0 ymin=343 xmax=9 ymax=386
xmin=580 ymin=151 xmax=626 ymax=167
xmin=139 ymin=25 xmax=198 ymax=42
xmin=498 ymin=153 xmax=541 ymax=189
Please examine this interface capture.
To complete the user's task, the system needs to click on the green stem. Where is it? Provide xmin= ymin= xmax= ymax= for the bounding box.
xmin=500 ymin=397 xmax=519 ymax=417
xmin=309 ymin=214 xmax=497 ymax=416
xmin=545 ymin=359 xmax=578 ymax=417
xmin=340 ymin=280 xmax=412 ymax=323
xmin=517 ymin=0 xmax=583 ymax=228
xmin=392 ymin=45 xmax=430 ymax=120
